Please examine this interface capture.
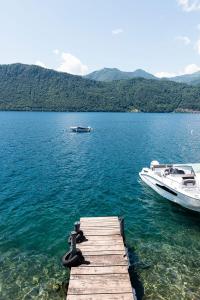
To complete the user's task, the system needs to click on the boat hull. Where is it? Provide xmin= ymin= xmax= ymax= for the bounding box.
xmin=139 ymin=172 xmax=200 ymax=212
xmin=70 ymin=127 xmax=91 ymax=133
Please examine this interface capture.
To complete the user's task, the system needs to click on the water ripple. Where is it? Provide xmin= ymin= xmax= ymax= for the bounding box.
xmin=0 ymin=112 xmax=200 ymax=299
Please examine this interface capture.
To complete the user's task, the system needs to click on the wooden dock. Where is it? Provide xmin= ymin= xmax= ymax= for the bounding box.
xmin=67 ymin=216 xmax=135 ymax=300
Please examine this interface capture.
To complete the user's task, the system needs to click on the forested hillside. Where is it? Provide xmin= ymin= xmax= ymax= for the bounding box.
xmin=0 ymin=63 xmax=200 ymax=112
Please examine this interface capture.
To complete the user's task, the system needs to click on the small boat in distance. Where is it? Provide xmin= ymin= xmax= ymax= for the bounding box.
xmin=139 ymin=161 xmax=200 ymax=212
xmin=70 ymin=126 xmax=92 ymax=133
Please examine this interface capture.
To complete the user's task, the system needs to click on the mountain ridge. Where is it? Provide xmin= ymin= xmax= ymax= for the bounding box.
xmin=0 ymin=63 xmax=200 ymax=112
xmin=85 ymin=67 xmax=200 ymax=85
xmin=84 ymin=67 xmax=156 ymax=81
xmin=170 ymin=71 xmax=200 ymax=85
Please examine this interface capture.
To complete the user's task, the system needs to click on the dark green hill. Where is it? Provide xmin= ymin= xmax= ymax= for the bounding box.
xmin=0 ymin=63 xmax=200 ymax=112
xmin=84 ymin=68 xmax=156 ymax=81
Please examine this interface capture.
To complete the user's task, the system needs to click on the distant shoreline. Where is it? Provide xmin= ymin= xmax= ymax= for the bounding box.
xmin=0 ymin=109 xmax=200 ymax=114
xmin=174 ymin=108 xmax=200 ymax=113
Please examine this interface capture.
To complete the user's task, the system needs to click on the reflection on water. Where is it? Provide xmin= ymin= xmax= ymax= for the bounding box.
xmin=0 ymin=112 xmax=200 ymax=299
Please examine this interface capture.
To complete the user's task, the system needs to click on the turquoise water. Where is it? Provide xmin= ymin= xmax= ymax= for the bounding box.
xmin=0 ymin=112 xmax=200 ymax=300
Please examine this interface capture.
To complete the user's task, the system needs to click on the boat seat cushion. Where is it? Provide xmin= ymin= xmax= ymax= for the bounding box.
xmin=183 ymin=179 xmax=196 ymax=186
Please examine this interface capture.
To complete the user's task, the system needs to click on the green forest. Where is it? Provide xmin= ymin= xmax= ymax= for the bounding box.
xmin=0 ymin=63 xmax=200 ymax=112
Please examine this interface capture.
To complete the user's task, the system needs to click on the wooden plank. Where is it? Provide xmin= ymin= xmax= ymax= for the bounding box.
xmin=81 ymin=218 xmax=119 ymax=222
xmin=81 ymin=220 xmax=119 ymax=224
xmin=80 ymin=217 xmax=118 ymax=221
xmin=81 ymin=223 xmax=120 ymax=228
xmin=78 ymin=236 xmax=125 ymax=255
xmin=78 ymin=240 xmax=124 ymax=246
xmin=81 ymin=225 xmax=120 ymax=229
xmin=78 ymin=244 xmax=125 ymax=251
xmin=67 ymin=293 xmax=134 ymax=300
xmin=80 ymin=255 xmax=128 ymax=267
xmin=80 ymin=223 xmax=120 ymax=230
xmin=83 ymin=230 xmax=120 ymax=236
xmin=70 ymin=274 xmax=130 ymax=281
xmin=81 ymin=229 xmax=120 ymax=233
xmin=81 ymin=228 xmax=120 ymax=231
xmin=81 ymin=221 xmax=119 ymax=226
xmin=68 ymin=283 xmax=132 ymax=295
xmin=81 ymin=235 xmax=122 ymax=242
xmin=68 ymin=274 xmax=132 ymax=295
xmin=71 ymin=265 xmax=128 ymax=275
xmin=81 ymin=250 xmax=125 ymax=255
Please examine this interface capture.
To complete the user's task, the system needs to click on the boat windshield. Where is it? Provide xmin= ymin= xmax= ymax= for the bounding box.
xmin=173 ymin=165 xmax=195 ymax=176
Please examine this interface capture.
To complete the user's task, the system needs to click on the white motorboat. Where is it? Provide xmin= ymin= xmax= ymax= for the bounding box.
xmin=70 ymin=126 xmax=92 ymax=133
xmin=139 ymin=161 xmax=200 ymax=212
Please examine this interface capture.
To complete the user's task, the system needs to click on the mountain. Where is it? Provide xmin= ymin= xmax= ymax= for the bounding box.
xmin=85 ymin=67 xmax=200 ymax=86
xmin=84 ymin=68 xmax=156 ymax=81
xmin=170 ymin=71 xmax=200 ymax=85
xmin=0 ymin=63 xmax=200 ymax=112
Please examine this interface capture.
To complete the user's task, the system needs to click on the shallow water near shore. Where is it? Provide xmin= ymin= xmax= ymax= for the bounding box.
xmin=0 ymin=111 xmax=200 ymax=300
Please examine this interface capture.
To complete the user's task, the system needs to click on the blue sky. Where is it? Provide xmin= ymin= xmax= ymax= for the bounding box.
xmin=1 ymin=0 xmax=200 ymax=77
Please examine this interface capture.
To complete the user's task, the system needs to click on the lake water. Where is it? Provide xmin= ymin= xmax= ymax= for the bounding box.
xmin=0 ymin=112 xmax=200 ymax=300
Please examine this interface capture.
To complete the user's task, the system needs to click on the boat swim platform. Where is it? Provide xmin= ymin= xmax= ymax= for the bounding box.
xmin=67 ymin=216 xmax=136 ymax=300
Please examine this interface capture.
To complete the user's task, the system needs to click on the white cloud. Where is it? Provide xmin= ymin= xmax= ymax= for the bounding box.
xmin=155 ymin=71 xmax=176 ymax=78
xmin=53 ymin=49 xmax=59 ymax=55
xmin=175 ymin=35 xmax=191 ymax=45
xmin=155 ymin=63 xmax=200 ymax=78
xmin=184 ymin=63 xmax=200 ymax=73
xmin=112 ymin=28 xmax=123 ymax=35
xmin=57 ymin=52 xmax=88 ymax=75
xmin=35 ymin=60 xmax=47 ymax=68
xmin=177 ymin=0 xmax=200 ymax=12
